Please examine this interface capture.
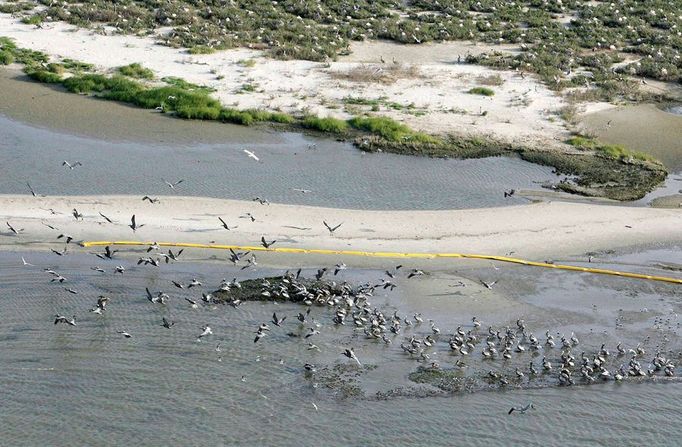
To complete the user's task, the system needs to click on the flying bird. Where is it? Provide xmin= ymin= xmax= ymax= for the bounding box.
xmin=218 ymin=217 xmax=237 ymax=230
xmin=323 ymin=221 xmax=343 ymax=234
xmin=142 ymin=196 xmax=160 ymax=204
xmin=128 ymin=215 xmax=144 ymax=232
xmin=6 ymin=221 xmax=23 ymax=235
xmin=99 ymin=212 xmax=114 ymax=223
xmin=62 ymin=161 xmax=82 ymax=169
xmin=72 ymin=209 xmax=83 ymax=220
xmin=243 ymin=149 xmax=259 ymax=161
xmin=261 ymin=237 xmax=276 ymax=249
xmin=162 ymin=178 xmax=184 ymax=190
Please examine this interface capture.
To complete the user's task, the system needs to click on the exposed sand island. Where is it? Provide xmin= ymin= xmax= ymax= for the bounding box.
xmin=2 ymin=195 xmax=681 ymax=261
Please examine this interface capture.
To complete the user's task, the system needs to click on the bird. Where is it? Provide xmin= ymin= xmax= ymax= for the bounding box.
xmin=188 ymin=278 xmax=202 ymax=288
xmin=162 ymin=317 xmax=175 ymax=329
xmin=323 ymin=221 xmax=343 ymax=234
xmin=161 ymin=249 xmax=183 ymax=263
xmin=6 ymin=221 xmax=23 ymax=235
xmin=503 ymin=189 xmax=516 ymax=198
xmin=51 ymin=247 xmax=67 ymax=256
xmin=64 ymin=287 xmax=78 ymax=294
xmin=240 ymin=213 xmax=256 ymax=222
xmin=128 ymin=215 xmax=144 ymax=232
xmin=62 ymin=161 xmax=82 ymax=169
xmin=508 ymin=403 xmax=534 ymax=415
xmin=95 ymin=245 xmax=117 ymax=260
xmin=185 ymin=297 xmax=199 ymax=309
xmin=171 ymin=280 xmax=185 ymax=289
xmin=114 ymin=265 xmax=125 ymax=274
xmin=292 ymin=188 xmax=311 ymax=193
xmin=342 ymin=348 xmax=362 ymax=366
xmin=198 ymin=325 xmax=213 ymax=339
xmin=142 ymin=196 xmax=160 ymax=204
xmin=333 ymin=263 xmax=347 ymax=275
xmin=42 ymin=222 xmax=59 ymax=230
xmin=162 ymin=178 xmax=184 ymax=190
xmin=21 ymin=256 xmax=33 ymax=266
xmin=272 ymin=312 xmax=287 ymax=327
xmin=57 ymin=234 xmax=74 ymax=244
xmin=252 ymin=197 xmax=269 ymax=205
xmin=261 ymin=237 xmax=276 ymax=249
xmin=72 ymin=209 xmax=83 ymax=220
xmin=243 ymin=149 xmax=259 ymax=161
xmin=117 ymin=331 xmax=132 ymax=338
xmin=481 ymin=280 xmax=497 ymax=289
xmin=218 ymin=217 xmax=237 ymax=230
xmin=26 ymin=182 xmax=41 ymax=197
xmin=99 ymin=212 xmax=114 ymax=223
xmin=407 ymin=269 xmax=425 ymax=279
xmin=54 ymin=314 xmax=76 ymax=326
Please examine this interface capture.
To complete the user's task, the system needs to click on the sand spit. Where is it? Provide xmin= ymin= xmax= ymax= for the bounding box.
xmin=1 ymin=195 xmax=680 ymax=261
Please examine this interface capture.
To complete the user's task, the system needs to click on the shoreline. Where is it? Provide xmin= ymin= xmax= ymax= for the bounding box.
xmin=2 ymin=195 xmax=681 ymax=262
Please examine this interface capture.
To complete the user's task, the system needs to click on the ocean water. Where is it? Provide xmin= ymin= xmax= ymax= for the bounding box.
xmin=0 ymin=249 xmax=680 ymax=446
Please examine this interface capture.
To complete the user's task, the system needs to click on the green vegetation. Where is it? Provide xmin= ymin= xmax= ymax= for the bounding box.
xmin=118 ymin=63 xmax=154 ymax=79
xmin=25 ymin=69 xmax=62 ymax=83
xmin=0 ymin=50 xmax=14 ymax=65
xmin=468 ymin=87 xmax=495 ymax=97
xmin=566 ymin=136 xmax=655 ymax=162
xmin=187 ymin=45 xmax=216 ymax=55
xmin=302 ymin=116 xmax=348 ymax=134
xmin=237 ymin=59 xmax=257 ymax=68
xmin=348 ymin=116 xmax=438 ymax=143
xmin=61 ymin=59 xmax=94 ymax=72
xmin=20 ymin=14 xmax=42 ymax=25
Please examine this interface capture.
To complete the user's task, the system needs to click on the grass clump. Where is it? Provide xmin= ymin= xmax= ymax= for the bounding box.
xmin=0 ymin=50 xmax=14 ymax=65
xmin=302 ymin=116 xmax=348 ymax=134
xmin=161 ymin=77 xmax=215 ymax=93
xmin=118 ymin=63 xmax=154 ymax=79
xmin=468 ymin=87 xmax=495 ymax=97
xmin=348 ymin=116 xmax=439 ymax=144
xmin=237 ymin=59 xmax=256 ymax=68
xmin=20 ymin=14 xmax=42 ymax=26
xmin=188 ymin=45 xmax=216 ymax=55
xmin=24 ymin=69 xmax=62 ymax=83
xmin=61 ymin=58 xmax=94 ymax=72
xmin=567 ymin=136 xmax=655 ymax=162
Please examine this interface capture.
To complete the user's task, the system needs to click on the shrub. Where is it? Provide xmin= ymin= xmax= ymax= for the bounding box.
xmin=302 ymin=115 xmax=348 ymax=133
xmin=220 ymin=108 xmax=255 ymax=125
xmin=118 ymin=62 xmax=154 ymax=79
xmin=62 ymin=74 xmax=112 ymax=93
xmin=188 ymin=45 xmax=216 ymax=55
xmin=25 ymin=69 xmax=62 ymax=83
xmin=468 ymin=87 xmax=495 ymax=96
xmin=0 ymin=50 xmax=14 ymax=65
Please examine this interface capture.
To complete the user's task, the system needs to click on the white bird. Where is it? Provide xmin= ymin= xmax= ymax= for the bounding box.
xmin=162 ymin=178 xmax=184 ymax=190
xmin=508 ymin=403 xmax=534 ymax=415
xmin=62 ymin=161 xmax=82 ymax=169
xmin=243 ymin=149 xmax=259 ymax=161
xmin=198 ymin=325 xmax=213 ymax=339
xmin=21 ymin=256 xmax=33 ymax=266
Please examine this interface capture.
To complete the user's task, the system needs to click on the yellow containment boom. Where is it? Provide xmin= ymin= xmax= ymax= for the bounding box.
xmin=81 ymin=241 xmax=682 ymax=285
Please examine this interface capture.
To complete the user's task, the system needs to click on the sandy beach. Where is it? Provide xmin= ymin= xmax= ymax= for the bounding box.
xmin=2 ymin=195 xmax=681 ymax=260
xmin=0 ymin=14 xmax=570 ymax=149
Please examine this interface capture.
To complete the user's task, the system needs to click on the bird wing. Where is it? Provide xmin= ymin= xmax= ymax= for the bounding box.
xmin=131 ymin=215 xmax=136 ymax=227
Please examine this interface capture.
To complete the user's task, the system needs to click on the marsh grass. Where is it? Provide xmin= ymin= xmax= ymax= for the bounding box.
xmin=0 ymin=50 xmax=14 ymax=65
xmin=567 ymin=136 xmax=655 ymax=162
xmin=302 ymin=116 xmax=349 ymax=133
xmin=118 ymin=63 xmax=154 ymax=79
xmin=348 ymin=116 xmax=438 ymax=143
xmin=468 ymin=87 xmax=495 ymax=96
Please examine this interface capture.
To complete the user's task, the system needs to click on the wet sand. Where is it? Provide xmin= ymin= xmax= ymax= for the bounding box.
xmin=0 ymin=69 xmax=279 ymax=145
xmin=581 ymin=103 xmax=682 ymax=171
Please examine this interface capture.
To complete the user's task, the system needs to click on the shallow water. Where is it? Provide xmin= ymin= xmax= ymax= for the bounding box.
xmin=0 ymin=113 xmax=562 ymax=210
xmin=0 ymin=249 xmax=680 ymax=446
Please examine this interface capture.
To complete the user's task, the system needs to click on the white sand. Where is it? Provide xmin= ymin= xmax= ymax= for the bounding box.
xmin=0 ymin=14 xmax=570 ymax=148
xmin=1 ymin=195 xmax=680 ymax=261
